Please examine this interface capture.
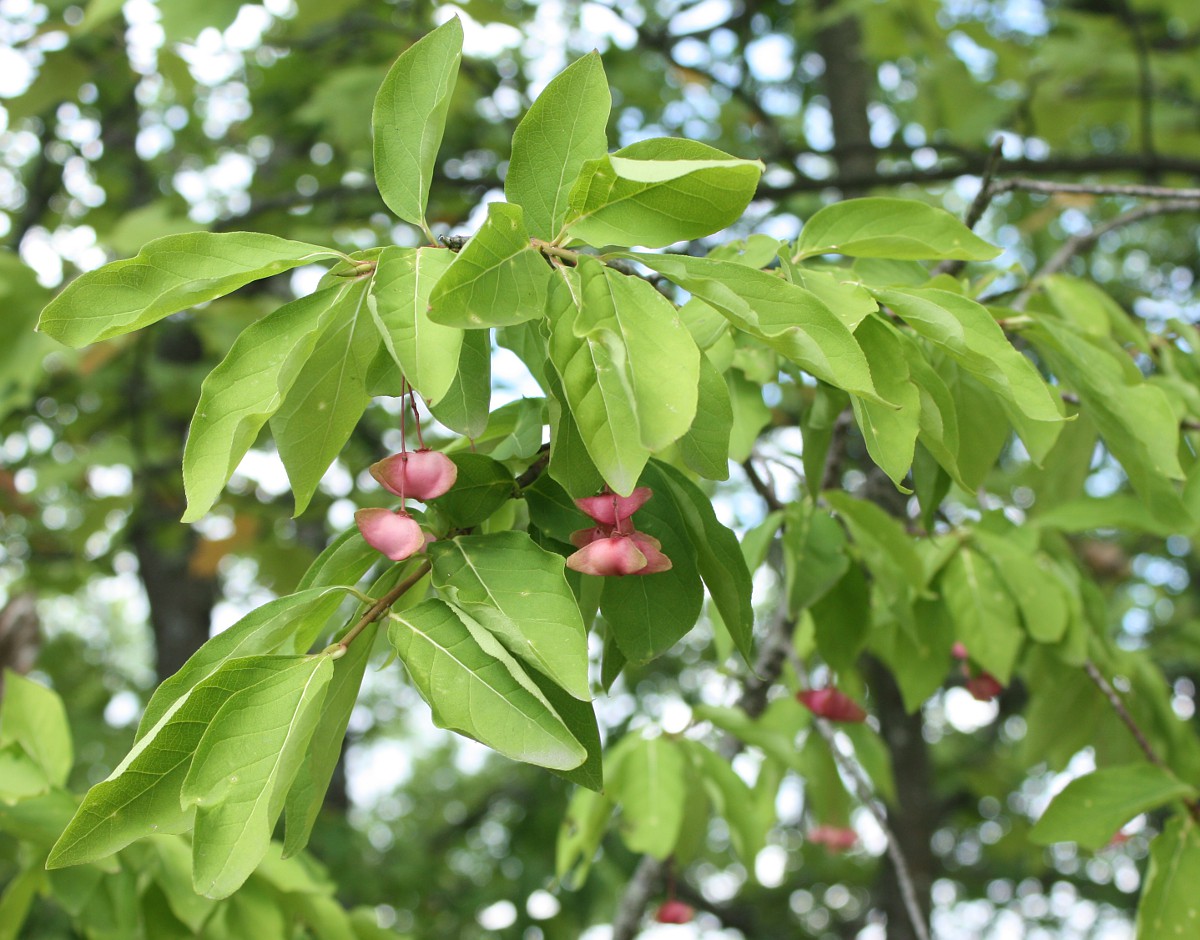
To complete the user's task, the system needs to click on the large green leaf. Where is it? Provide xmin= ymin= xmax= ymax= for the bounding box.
xmin=782 ymin=501 xmax=849 ymax=616
xmin=182 ymin=284 xmax=355 ymax=522
xmin=371 ymin=18 xmax=463 ymax=227
xmin=630 ymin=253 xmax=883 ymax=402
xmin=431 ymin=453 xmax=515 ymax=528
xmin=367 ymin=246 xmax=461 ymax=402
xmin=874 ymin=287 xmax=1063 ymax=461
xmin=182 ymin=655 xmax=333 ymax=898
xmin=824 ymin=491 xmax=925 ymax=607
xmin=37 ymin=233 xmax=341 ymax=348
xmin=556 ymin=786 xmax=613 ymax=887
xmin=427 ymin=203 xmax=551 ymax=328
xmin=682 ymin=740 xmax=764 ymax=863
xmin=505 ymin=52 xmax=611 ymax=240
xmin=136 ymin=587 xmax=349 ymax=741
xmin=1030 ymin=316 xmax=1188 ymax=526
xmin=678 ymin=352 xmax=734 ymax=480
xmin=851 ymin=314 xmax=920 ymax=488
xmin=897 ymin=333 xmax=965 ymax=489
xmin=607 ymin=735 xmax=687 ymax=859
xmin=1030 ymin=764 xmax=1197 ymax=850
xmin=48 ymin=656 xmax=314 ymax=870
xmin=547 ymin=258 xmax=700 ymax=495
xmin=1137 ymin=815 xmax=1200 ymax=939
xmin=427 ymin=325 xmax=492 ymax=438
xmin=561 ymin=138 xmax=762 ymax=247
xmin=971 ymin=529 xmax=1069 ymax=644
xmin=270 ymin=278 xmax=379 ymax=515
xmin=940 ymin=548 xmax=1023 ymax=683
xmin=795 ymin=198 xmax=1000 ymax=261
xmin=387 ymin=599 xmax=586 ymax=770
xmin=428 ymin=532 xmax=591 ymax=700
xmin=654 ymin=461 xmax=755 ymax=664
xmin=284 ymin=622 xmax=378 ymax=858
xmin=0 ymin=672 xmax=72 ymax=787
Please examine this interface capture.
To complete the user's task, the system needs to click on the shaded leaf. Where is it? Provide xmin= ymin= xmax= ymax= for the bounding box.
xmin=795 ymin=198 xmax=1000 ymax=261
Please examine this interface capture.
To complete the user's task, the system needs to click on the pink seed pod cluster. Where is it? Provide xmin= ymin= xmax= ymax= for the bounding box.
xmin=565 ymin=486 xmax=672 ymax=577
xmin=356 ymin=449 xmax=457 ymax=561
xmin=807 ymin=824 xmax=858 ymax=853
xmin=654 ymin=899 xmax=695 ymax=924
xmin=797 ymin=687 xmax=868 ymax=723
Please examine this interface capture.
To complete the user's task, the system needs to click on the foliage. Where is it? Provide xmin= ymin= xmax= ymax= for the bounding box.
xmin=3 ymin=1 xmax=1200 ymax=938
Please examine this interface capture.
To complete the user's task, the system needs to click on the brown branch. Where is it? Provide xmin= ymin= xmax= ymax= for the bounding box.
xmin=992 ymin=178 xmax=1200 ymax=200
xmin=336 ymin=560 xmax=431 ymax=650
xmin=934 ymin=138 xmax=1006 ymax=277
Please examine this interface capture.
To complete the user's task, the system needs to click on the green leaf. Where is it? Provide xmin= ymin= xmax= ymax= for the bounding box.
xmin=270 ymin=279 xmax=379 ymax=515
xmin=528 ymin=668 xmax=603 ymax=792
xmin=284 ymin=622 xmax=378 ymax=858
xmin=547 ymin=258 xmax=700 ymax=495
xmin=427 ymin=532 xmax=591 ymax=701
xmin=782 ymin=502 xmax=849 ymax=617
xmin=607 ymin=735 xmax=687 ymax=859
xmin=387 ymin=599 xmax=586 ymax=770
xmin=562 ymin=138 xmax=763 ymax=247
xmin=296 ymin=528 xmax=380 ymax=594
xmin=875 ymin=287 xmax=1063 ymax=462
xmin=556 ymin=786 xmax=613 ymax=888
xmin=1030 ymin=316 xmax=1188 ymax=526
xmin=431 ymin=453 xmax=515 ymax=527
xmin=1031 ymin=765 xmax=1197 ymax=851
xmin=683 ymin=740 xmax=763 ymax=863
xmin=824 ymin=491 xmax=925 ymax=606
xmin=137 ymin=588 xmax=350 ymax=740
xmin=851 ymin=314 xmax=920 ymax=488
xmin=37 ymin=233 xmax=341 ymax=348
xmin=371 ymin=18 xmax=463 ymax=227
xmin=1137 ymin=815 xmax=1200 ymax=939
xmin=544 ymin=366 xmax=606 ymax=498
xmin=182 ymin=284 xmax=355 ymax=522
xmin=428 ymin=203 xmax=551 ymax=328
xmin=427 ymin=325 xmax=492 ymax=438
xmin=795 ymin=198 xmax=1001 ymax=261
xmin=0 ymin=865 xmax=43 ymax=940
xmin=49 ymin=656 xmax=306 ymax=869
xmin=367 ymin=246 xmax=461 ymax=402
xmin=0 ymin=745 xmax=51 ymax=801
xmin=182 ymin=656 xmax=333 ymax=898
xmin=940 ymin=548 xmax=1023 ymax=683
xmin=971 ymin=530 xmax=1069 ymax=644
xmin=898 ymin=333 xmax=965 ymax=489
xmin=0 ymin=671 xmax=72 ymax=786
xmin=630 ymin=253 xmax=884 ymax=402
xmin=678 ymin=352 xmax=733 ymax=480
xmin=654 ymin=461 xmax=755 ymax=665
xmin=788 ymin=266 xmax=879 ymax=329
xmin=506 ymin=52 xmax=611 ymax=240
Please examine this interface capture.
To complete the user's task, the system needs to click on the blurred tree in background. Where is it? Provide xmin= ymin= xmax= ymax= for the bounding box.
xmin=2 ymin=0 xmax=1199 ymax=938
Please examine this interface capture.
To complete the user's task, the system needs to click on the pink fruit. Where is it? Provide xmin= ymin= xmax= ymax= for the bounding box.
xmin=630 ymin=531 xmax=672 ymax=574
xmin=797 ymin=687 xmax=867 ymax=723
xmin=569 ymin=526 xmax=607 ymax=548
xmin=966 ymin=672 xmax=1004 ymax=702
xmin=575 ymin=487 xmax=653 ymax=526
xmin=370 ymin=450 xmax=457 ymax=501
xmin=565 ymin=536 xmax=648 ymax=576
xmin=951 ymin=641 xmax=969 ymax=661
xmin=355 ymin=508 xmax=425 ymax=561
xmin=808 ymin=824 xmax=857 ymax=852
xmin=654 ymin=900 xmax=694 ymax=924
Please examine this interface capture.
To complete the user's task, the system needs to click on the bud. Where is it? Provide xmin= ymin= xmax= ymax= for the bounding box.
xmin=355 ymin=508 xmax=425 ymax=561
xmin=370 ymin=450 xmax=457 ymax=501
xmin=797 ymin=687 xmax=867 ymax=723
xmin=808 ymin=825 xmax=858 ymax=852
xmin=565 ymin=535 xmax=649 ymax=576
xmin=965 ymin=672 xmax=1004 ymax=702
xmin=654 ymin=900 xmax=694 ymax=924
xmin=575 ymin=487 xmax=653 ymax=526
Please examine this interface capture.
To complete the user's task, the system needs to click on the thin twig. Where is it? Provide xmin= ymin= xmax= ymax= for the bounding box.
xmin=934 ymin=138 xmax=1006 ymax=277
xmin=741 ymin=457 xmax=785 ymax=513
xmin=810 ymin=719 xmax=931 ymax=940
xmin=334 ymin=560 xmax=431 ymax=651
xmin=1014 ymin=199 xmax=1200 ymax=310
xmin=1083 ymin=661 xmax=1200 ymax=821
xmin=992 ymin=178 xmax=1200 ymax=200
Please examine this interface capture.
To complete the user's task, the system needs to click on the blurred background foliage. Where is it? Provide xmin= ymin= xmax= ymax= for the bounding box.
xmin=1 ymin=0 xmax=1199 ymax=937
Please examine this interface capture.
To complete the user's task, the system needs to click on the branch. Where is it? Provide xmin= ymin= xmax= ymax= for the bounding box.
xmin=991 ymin=178 xmax=1200 ymax=200
xmin=1083 ymin=660 xmax=1200 ymax=821
xmin=810 ymin=718 xmax=931 ymax=940
xmin=933 ymin=139 xmax=1005 ymax=278
xmin=1015 ymin=198 xmax=1200 ymax=309
xmin=761 ymin=152 xmax=1200 ymax=197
